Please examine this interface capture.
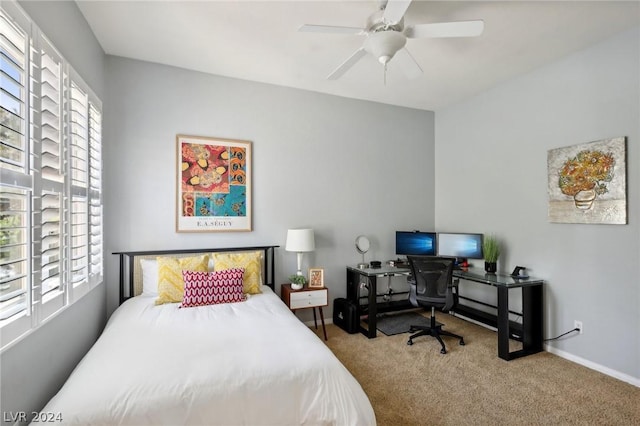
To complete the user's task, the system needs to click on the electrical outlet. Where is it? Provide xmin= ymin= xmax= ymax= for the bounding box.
xmin=574 ymin=320 xmax=583 ymax=334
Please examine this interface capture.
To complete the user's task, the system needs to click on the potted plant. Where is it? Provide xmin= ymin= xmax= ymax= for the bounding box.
xmin=288 ymin=274 xmax=307 ymax=290
xmin=483 ymin=235 xmax=500 ymax=273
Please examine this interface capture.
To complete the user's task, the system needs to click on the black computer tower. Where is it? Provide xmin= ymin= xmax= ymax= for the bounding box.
xmin=333 ymin=298 xmax=358 ymax=334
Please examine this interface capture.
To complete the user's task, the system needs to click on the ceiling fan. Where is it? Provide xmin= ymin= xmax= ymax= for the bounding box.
xmin=299 ymin=0 xmax=484 ymax=81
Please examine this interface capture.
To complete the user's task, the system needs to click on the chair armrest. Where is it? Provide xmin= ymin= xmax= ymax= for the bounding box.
xmin=408 ymin=278 xmax=418 ymax=308
xmin=443 ymin=279 xmax=459 ymax=312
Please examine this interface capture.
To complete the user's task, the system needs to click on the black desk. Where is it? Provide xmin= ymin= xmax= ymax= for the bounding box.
xmin=453 ymin=267 xmax=544 ymax=361
xmin=346 ymin=264 xmax=544 ymax=361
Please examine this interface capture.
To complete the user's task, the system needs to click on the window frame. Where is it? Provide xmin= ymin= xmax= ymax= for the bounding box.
xmin=0 ymin=1 xmax=103 ymax=350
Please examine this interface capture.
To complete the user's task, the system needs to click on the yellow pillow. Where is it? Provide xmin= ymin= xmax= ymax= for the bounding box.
xmin=212 ymin=251 xmax=263 ymax=294
xmin=155 ymin=255 xmax=209 ymax=305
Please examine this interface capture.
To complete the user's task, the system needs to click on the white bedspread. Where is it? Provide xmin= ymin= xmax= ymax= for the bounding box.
xmin=36 ymin=287 xmax=375 ymax=425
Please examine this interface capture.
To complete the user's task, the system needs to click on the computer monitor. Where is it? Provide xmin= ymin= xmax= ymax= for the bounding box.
xmin=395 ymin=231 xmax=437 ymax=256
xmin=437 ymin=232 xmax=483 ymax=259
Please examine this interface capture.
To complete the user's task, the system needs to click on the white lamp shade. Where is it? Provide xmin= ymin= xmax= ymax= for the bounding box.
xmin=285 ymin=228 xmax=315 ymax=252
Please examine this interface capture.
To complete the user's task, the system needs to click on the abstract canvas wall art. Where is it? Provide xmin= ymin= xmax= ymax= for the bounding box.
xmin=547 ymin=137 xmax=626 ymax=224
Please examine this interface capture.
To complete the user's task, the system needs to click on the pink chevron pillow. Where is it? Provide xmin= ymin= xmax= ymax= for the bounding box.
xmin=180 ymin=268 xmax=246 ymax=308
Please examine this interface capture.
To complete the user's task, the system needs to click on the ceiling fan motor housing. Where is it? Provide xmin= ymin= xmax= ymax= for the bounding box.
xmin=364 ymin=30 xmax=407 ymax=64
xmin=367 ymin=10 xmax=405 ymax=32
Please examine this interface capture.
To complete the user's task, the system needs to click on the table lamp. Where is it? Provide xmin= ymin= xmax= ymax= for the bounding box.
xmin=285 ymin=228 xmax=315 ymax=276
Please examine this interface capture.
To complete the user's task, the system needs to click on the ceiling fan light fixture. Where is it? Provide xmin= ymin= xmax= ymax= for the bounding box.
xmin=301 ymin=0 xmax=483 ymax=81
xmin=378 ymin=55 xmax=391 ymax=65
xmin=364 ymin=31 xmax=406 ymax=64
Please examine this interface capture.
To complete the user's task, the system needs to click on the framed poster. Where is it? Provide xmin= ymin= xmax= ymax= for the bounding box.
xmin=177 ymin=134 xmax=252 ymax=232
xmin=547 ymin=136 xmax=626 ymax=224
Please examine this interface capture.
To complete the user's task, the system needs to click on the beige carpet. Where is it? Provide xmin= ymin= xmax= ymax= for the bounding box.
xmin=311 ymin=312 xmax=640 ymax=426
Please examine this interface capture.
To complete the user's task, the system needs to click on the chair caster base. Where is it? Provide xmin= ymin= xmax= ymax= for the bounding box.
xmin=460 ymin=339 xmax=465 ymax=346
xmin=440 ymin=348 xmax=447 ymax=354
xmin=407 ymin=339 xmax=413 ymax=346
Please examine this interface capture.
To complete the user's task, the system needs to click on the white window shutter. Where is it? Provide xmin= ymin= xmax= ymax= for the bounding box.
xmin=68 ymin=80 xmax=89 ymax=298
xmin=0 ymin=3 xmax=103 ymax=348
xmin=33 ymin=35 xmax=66 ymax=320
xmin=1 ymin=6 xmax=32 ymax=344
xmin=88 ymin=103 xmax=102 ymax=284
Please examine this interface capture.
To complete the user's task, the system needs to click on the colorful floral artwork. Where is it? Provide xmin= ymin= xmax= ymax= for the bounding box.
xmin=177 ymin=135 xmax=251 ymax=232
xmin=547 ymin=137 xmax=626 ymax=224
xmin=558 ymin=150 xmax=615 ymax=199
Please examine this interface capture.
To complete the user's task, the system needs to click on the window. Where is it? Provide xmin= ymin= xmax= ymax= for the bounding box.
xmin=0 ymin=3 xmax=103 ymax=348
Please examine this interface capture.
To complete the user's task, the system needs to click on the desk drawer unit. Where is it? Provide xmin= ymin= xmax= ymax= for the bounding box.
xmin=289 ymin=289 xmax=328 ymax=309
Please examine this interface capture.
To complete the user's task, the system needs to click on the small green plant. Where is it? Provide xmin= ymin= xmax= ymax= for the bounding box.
xmin=288 ymin=274 xmax=307 ymax=285
xmin=483 ymin=235 xmax=501 ymax=263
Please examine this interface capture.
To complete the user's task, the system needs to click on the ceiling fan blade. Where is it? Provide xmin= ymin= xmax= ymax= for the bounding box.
xmin=405 ymin=20 xmax=484 ymax=38
xmin=383 ymin=0 xmax=413 ymax=24
xmin=327 ymin=48 xmax=367 ymax=80
xmin=298 ymin=24 xmax=364 ymax=35
xmin=393 ymin=48 xmax=423 ymax=80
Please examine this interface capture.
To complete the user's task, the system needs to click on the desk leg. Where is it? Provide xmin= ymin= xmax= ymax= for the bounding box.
xmin=497 ymin=286 xmax=510 ymax=360
xmin=366 ymin=276 xmax=378 ymax=338
xmin=319 ymin=307 xmax=327 ymax=341
xmin=347 ymin=268 xmax=378 ymax=339
xmin=498 ymin=284 xmax=544 ymax=360
xmin=522 ymin=284 xmax=543 ymax=354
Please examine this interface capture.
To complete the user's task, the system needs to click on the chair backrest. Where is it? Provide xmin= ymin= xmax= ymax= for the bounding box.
xmin=407 ymin=256 xmax=455 ymax=310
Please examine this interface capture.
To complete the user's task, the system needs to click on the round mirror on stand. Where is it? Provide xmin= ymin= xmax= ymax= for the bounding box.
xmin=355 ymin=235 xmax=370 ymax=269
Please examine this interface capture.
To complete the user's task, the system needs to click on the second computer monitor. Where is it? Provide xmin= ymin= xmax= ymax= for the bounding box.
xmin=437 ymin=232 xmax=484 ymax=259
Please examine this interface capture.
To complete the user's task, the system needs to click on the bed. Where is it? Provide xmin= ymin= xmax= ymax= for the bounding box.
xmin=35 ymin=246 xmax=376 ymax=425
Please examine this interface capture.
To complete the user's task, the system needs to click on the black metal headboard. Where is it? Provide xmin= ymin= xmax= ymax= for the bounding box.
xmin=113 ymin=245 xmax=279 ymax=304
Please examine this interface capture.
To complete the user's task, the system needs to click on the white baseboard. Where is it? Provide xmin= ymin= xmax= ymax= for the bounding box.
xmin=544 ymin=344 xmax=640 ymax=387
xmin=453 ymin=313 xmax=640 ymax=387
xmin=304 ymin=318 xmax=333 ymax=327
xmin=452 ymin=313 xmax=498 ymax=332
xmin=307 ymin=314 xmax=639 ymax=387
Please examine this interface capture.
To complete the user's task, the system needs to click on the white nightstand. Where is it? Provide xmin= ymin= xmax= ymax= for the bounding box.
xmin=281 ymin=284 xmax=328 ymax=341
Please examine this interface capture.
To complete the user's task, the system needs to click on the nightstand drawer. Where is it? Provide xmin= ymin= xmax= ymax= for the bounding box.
xmin=289 ymin=289 xmax=328 ymax=309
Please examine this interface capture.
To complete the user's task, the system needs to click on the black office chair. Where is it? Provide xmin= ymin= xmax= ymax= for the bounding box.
xmin=406 ymin=256 xmax=465 ymax=354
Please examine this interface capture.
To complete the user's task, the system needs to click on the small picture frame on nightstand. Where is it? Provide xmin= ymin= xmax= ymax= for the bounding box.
xmin=309 ymin=268 xmax=324 ymax=288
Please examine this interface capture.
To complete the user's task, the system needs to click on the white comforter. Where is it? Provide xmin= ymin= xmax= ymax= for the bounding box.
xmin=37 ymin=287 xmax=375 ymax=425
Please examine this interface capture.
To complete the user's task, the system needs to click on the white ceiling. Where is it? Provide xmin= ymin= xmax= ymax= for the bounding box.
xmin=76 ymin=0 xmax=640 ymax=111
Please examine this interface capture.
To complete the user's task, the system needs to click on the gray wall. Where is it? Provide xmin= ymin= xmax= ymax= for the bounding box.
xmin=3 ymin=3 xmax=636 ymax=421
xmin=103 ymin=56 xmax=435 ymax=315
xmin=435 ymin=27 xmax=639 ymax=382
xmin=0 ymin=1 xmax=106 ymax=422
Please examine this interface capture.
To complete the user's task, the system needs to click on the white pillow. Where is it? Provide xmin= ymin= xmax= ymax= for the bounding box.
xmin=140 ymin=258 xmax=159 ymax=296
